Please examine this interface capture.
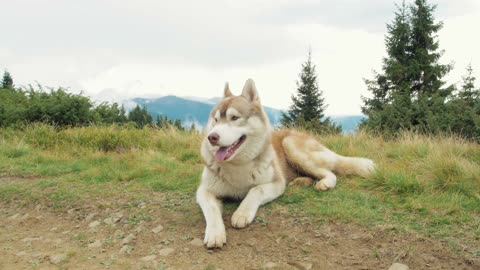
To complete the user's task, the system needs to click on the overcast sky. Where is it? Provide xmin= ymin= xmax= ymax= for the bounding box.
xmin=1 ymin=0 xmax=479 ymax=115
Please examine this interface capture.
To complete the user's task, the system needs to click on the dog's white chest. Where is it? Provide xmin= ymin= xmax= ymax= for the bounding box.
xmin=203 ymin=160 xmax=274 ymax=199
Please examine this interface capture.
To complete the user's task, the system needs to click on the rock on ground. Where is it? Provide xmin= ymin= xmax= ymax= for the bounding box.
xmin=121 ymin=234 xmax=135 ymax=245
xmin=288 ymin=261 xmax=314 ymax=270
xmin=119 ymin=245 xmax=134 ymax=254
xmin=152 ymin=225 xmax=164 ymax=234
xmin=158 ymin=248 xmax=175 ymax=257
xmin=88 ymin=220 xmax=100 ymax=228
xmin=189 ymin=238 xmax=203 ymax=247
xmin=141 ymin=255 xmax=157 ymax=261
xmin=388 ymin=263 xmax=409 ymax=270
xmin=264 ymin=262 xmax=278 ymax=269
xmin=49 ymin=253 xmax=67 ymax=265
xmin=88 ymin=240 xmax=102 ymax=248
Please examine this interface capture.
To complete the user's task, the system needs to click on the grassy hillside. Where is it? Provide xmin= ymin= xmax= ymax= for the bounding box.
xmin=0 ymin=124 xmax=479 ymax=255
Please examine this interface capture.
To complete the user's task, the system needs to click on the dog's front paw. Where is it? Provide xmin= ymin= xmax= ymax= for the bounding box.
xmin=231 ymin=209 xmax=255 ymax=229
xmin=204 ymin=226 xmax=226 ymax=249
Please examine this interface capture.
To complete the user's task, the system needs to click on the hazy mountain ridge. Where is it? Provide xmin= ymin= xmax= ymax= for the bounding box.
xmin=130 ymin=96 xmax=364 ymax=132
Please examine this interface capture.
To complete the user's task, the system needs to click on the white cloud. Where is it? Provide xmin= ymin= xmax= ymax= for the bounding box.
xmin=1 ymin=0 xmax=479 ymax=115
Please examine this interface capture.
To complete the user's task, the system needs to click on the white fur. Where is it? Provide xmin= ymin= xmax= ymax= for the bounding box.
xmin=208 ymin=123 xmax=247 ymax=147
xmin=197 ymin=80 xmax=284 ymax=248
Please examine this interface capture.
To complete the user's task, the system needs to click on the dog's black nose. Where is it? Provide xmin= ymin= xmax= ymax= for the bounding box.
xmin=208 ymin=133 xmax=220 ymax=145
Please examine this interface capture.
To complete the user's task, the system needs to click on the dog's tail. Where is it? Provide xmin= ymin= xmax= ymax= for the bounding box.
xmin=333 ymin=155 xmax=375 ymax=178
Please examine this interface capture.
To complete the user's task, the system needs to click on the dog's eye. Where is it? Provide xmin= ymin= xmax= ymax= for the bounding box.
xmin=231 ymin=116 xmax=239 ymax=121
xmin=214 ymin=118 xmax=218 ymax=123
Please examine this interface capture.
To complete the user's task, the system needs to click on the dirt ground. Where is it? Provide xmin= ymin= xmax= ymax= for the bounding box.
xmin=0 ymin=191 xmax=478 ymax=270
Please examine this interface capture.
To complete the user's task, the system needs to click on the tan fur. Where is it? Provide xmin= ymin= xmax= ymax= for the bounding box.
xmin=197 ymin=79 xmax=375 ymax=249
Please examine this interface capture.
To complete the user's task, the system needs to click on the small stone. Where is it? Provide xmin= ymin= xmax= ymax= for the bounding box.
xmin=31 ymin=252 xmax=43 ymax=258
xmin=189 ymin=238 xmax=203 ymax=247
xmin=67 ymin=208 xmax=76 ymax=215
xmin=104 ymin=212 xmax=123 ymax=225
xmin=88 ymin=220 xmax=100 ymax=228
xmin=114 ymin=230 xmax=125 ymax=241
xmin=49 ymin=253 xmax=67 ymax=265
xmin=22 ymin=236 xmax=43 ymax=242
xmin=141 ymin=255 xmax=157 ymax=261
xmin=16 ymin=251 xmax=27 ymax=256
xmin=134 ymin=225 xmax=145 ymax=233
xmin=119 ymin=245 xmax=134 ymax=254
xmin=85 ymin=213 xmax=96 ymax=222
xmin=139 ymin=202 xmax=146 ymax=209
xmin=20 ymin=213 xmax=30 ymax=220
xmin=8 ymin=213 xmax=21 ymax=220
xmin=246 ymin=237 xmax=257 ymax=247
xmin=151 ymin=225 xmax=164 ymax=234
xmin=288 ymin=261 xmax=313 ymax=270
xmin=264 ymin=262 xmax=278 ymax=269
xmin=158 ymin=248 xmax=174 ymax=257
xmin=122 ymin=234 xmax=135 ymax=245
xmin=50 ymin=227 xmax=58 ymax=231
xmin=388 ymin=263 xmax=409 ymax=270
xmin=88 ymin=240 xmax=102 ymax=248
xmin=183 ymin=248 xmax=190 ymax=252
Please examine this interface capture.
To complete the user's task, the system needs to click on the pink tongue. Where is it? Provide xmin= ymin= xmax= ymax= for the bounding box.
xmin=215 ymin=146 xmax=229 ymax=161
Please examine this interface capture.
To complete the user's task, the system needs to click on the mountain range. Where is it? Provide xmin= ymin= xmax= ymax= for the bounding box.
xmin=129 ymin=96 xmax=364 ymax=133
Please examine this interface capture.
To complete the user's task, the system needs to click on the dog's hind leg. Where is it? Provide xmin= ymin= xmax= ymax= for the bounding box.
xmin=282 ymin=135 xmax=338 ymax=191
xmin=289 ymin=176 xmax=315 ymax=187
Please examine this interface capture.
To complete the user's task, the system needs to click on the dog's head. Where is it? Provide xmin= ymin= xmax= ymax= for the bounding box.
xmin=202 ymin=79 xmax=271 ymax=164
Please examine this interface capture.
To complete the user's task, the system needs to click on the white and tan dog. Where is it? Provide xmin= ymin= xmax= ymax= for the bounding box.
xmin=197 ymin=79 xmax=374 ymax=248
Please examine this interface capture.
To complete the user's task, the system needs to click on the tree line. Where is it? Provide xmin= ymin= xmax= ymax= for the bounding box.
xmin=0 ymin=72 xmax=189 ymax=130
xmin=281 ymin=0 xmax=479 ymax=141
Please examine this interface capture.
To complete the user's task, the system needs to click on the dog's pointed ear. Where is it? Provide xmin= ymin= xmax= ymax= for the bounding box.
xmin=224 ymin=82 xmax=233 ymax=98
xmin=241 ymin=79 xmax=259 ymax=102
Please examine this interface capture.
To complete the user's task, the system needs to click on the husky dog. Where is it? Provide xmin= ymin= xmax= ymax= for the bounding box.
xmin=197 ymin=79 xmax=374 ymax=248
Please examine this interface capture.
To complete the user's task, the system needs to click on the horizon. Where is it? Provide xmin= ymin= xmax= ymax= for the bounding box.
xmin=1 ymin=0 xmax=479 ymax=115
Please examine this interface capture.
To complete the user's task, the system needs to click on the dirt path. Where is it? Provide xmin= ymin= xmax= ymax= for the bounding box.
xmin=0 ymin=199 xmax=478 ymax=270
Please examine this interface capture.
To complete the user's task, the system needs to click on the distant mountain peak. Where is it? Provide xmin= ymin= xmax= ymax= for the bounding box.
xmin=125 ymin=95 xmax=364 ymax=132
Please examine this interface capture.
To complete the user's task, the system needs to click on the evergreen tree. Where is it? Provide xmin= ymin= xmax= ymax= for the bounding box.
xmin=443 ymin=65 xmax=480 ymax=141
xmin=1 ymin=70 xmax=14 ymax=89
xmin=281 ymin=50 xmax=341 ymax=134
xmin=174 ymin=119 xmax=184 ymax=131
xmin=117 ymin=105 xmax=128 ymax=123
xmin=128 ymin=105 xmax=153 ymax=128
xmin=408 ymin=0 xmax=451 ymax=96
xmin=457 ymin=64 xmax=479 ymax=107
xmin=190 ymin=122 xmax=197 ymax=132
xmin=362 ymin=2 xmax=412 ymax=132
xmin=361 ymin=0 xmax=454 ymax=136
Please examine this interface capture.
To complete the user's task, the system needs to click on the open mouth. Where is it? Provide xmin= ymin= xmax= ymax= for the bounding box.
xmin=215 ymin=135 xmax=247 ymax=162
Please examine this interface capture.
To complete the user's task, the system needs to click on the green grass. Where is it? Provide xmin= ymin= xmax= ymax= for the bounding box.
xmin=0 ymin=124 xmax=479 ymax=251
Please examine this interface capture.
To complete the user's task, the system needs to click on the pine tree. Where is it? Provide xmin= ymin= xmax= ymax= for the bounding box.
xmin=190 ymin=122 xmax=197 ymax=132
xmin=442 ymin=65 xmax=480 ymax=141
xmin=362 ymin=0 xmax=454 ymax=135
xmin=457 ymin=64 xmax=479 ymax=107
xmin=362 ymin=2 xmax=412 ymax=132
xmin=281 ymin=50 xmax=341 ymax=133
xmin=408 ymin=0 xmax=451 ymax=96
xmin=1 ymin=70 xmax=14 ymax=89
xmin=128 ymin=105 xmax=153 ymax=128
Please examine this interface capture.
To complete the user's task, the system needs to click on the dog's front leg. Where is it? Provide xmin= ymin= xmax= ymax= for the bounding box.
xmin=196 ymin=185 xmax=226 ymax=248
xmin=231 ymin=180 xmax=285 ymax=228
